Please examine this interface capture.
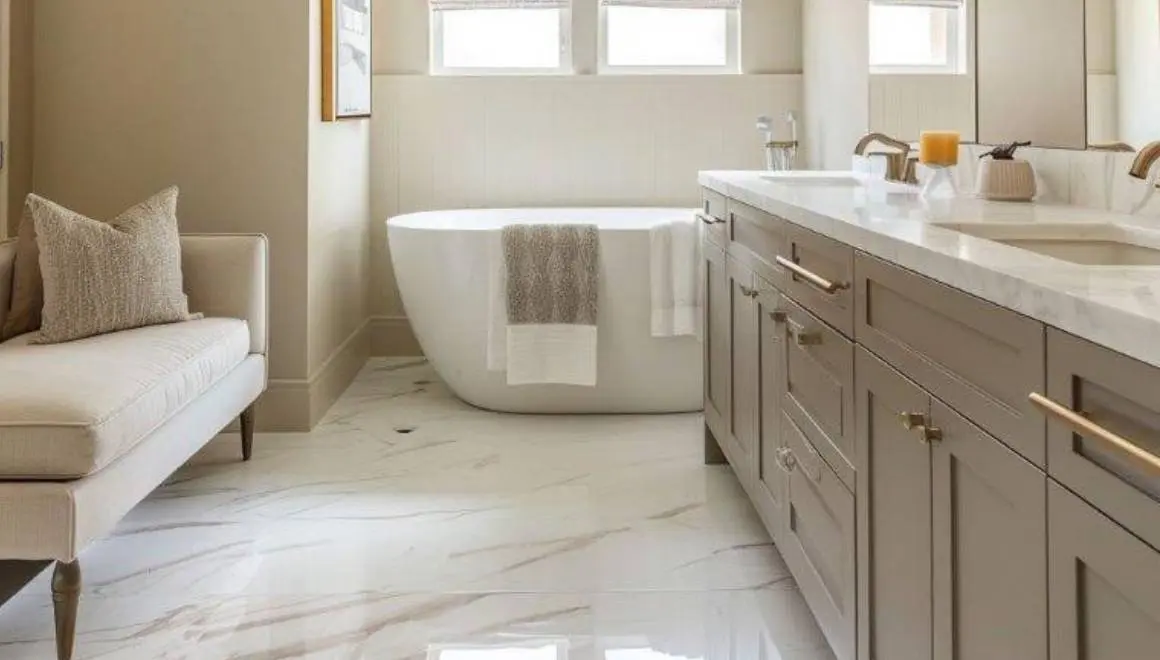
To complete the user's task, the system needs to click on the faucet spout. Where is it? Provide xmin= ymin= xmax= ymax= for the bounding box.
xmin=1129 ymin=141 xmax=1160 ymax=180
xmin=854 ymin=132 xmax=911 ymax=157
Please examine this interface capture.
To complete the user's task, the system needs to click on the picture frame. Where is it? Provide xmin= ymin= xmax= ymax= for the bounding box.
xmin=322 ymin=0 xmax=372 ymax=121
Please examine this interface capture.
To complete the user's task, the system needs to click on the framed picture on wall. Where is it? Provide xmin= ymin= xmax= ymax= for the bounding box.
xmin=322 ymin=0 xmax=372 ymax=121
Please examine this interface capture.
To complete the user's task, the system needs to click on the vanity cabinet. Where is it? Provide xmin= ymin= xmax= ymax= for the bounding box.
xmin=1042 ymin=328 xmax=1160 ymax=551
xmin=702 ymin=186 xmax=1160 ymax=660
xmin=1048 ymin=481 xmax=1160 ymax=660
xmin=753 ymin=282 xmax=788 ymax=543
xmin=703 ymin=239 xmax=731 ymax=451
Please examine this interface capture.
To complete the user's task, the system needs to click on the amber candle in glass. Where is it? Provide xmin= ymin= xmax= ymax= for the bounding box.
xmin=919 ymin=131 xmax=961 ymax=166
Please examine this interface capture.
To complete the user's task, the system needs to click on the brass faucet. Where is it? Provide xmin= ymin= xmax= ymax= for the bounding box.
xmin=854 ymin=132 xmax=918 ymax=185
xmin=1128 ymin=141 xmax=1160 ymax=180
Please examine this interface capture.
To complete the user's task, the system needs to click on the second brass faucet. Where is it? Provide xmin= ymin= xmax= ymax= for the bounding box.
xmin=854 ymin=132 xmax=918 ymax=185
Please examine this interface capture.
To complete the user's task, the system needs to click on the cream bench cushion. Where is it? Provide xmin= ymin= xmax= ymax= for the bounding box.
xmin=0 ymin=318 xmax=250 ymax=479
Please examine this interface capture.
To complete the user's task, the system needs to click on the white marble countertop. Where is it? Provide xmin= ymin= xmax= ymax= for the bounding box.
xmin=700 ymin=170 xmax=1160 ymax=369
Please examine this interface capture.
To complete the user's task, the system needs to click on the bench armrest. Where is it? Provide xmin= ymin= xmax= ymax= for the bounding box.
xmin=181 ymin=234 xmax=268 ymax=355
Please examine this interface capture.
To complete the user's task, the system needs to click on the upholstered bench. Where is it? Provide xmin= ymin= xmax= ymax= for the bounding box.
xmin=0 ymin=234 xmax=268 ymax=660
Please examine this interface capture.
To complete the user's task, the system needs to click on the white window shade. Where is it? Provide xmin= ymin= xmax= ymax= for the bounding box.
xmin=601 ymin=0 xmax=740 ymax=7
xmin=431 ymin=0 xmax=569 ymax=10
xmin=868 ymin=0 xmax=962 ymax=6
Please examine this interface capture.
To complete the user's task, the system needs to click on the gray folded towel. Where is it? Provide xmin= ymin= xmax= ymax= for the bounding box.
xmin=501 ymin=224 xmax=600 ymax=386
xmin=504 ymin=224 xmax=599 ymax=326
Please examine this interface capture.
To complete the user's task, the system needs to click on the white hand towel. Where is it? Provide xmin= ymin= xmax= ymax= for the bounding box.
xmin=650 ymin=212 xmax=702 ymax=338
xmin=506 ymin=324 xmax=598 ymax=386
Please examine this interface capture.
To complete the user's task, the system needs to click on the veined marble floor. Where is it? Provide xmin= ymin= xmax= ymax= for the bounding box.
xmin=0 ymin=359 xmax=835 ymax=659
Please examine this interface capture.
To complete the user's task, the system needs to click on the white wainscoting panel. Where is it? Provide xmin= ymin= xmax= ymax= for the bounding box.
xmin=371 ymin=74 xmax=803 ymax=317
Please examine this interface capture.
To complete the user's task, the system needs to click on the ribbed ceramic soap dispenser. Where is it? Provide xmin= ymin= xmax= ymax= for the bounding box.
xmin=975 ymin=141 xmax=1036 ymax=202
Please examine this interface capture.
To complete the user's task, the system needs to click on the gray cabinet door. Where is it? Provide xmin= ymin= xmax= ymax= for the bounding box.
xmin=753 ymin=281 xmax=787 ymax=543
xmin=1049 ymin=481 xmax=1160 ymax=660
xmin=704 ymin=240 xmax=731 ymax=449
xmin=728 ymin=256 xmax=760 ymax=487
xmin=1044 ymin=328 xmax=1160 ymax=551
xmin=930 ymin=401 xmax=1048 ymax=660
xmin=856 ymin=347 xmax=933 ymax=660
xmin=780 ymin=410 xmax=857 ymax=660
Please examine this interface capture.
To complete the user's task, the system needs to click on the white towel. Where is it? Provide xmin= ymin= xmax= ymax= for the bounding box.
xmin=490 ymin=224 xmax=601 ymax=386
xmin=650 ymin=212 xmax=702 ymax=338
xmin=506 ymin=324 xmax=598 ymax=386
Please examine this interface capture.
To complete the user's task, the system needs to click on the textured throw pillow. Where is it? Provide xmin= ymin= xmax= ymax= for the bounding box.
xmin=1 ymin=202 xmax=44 ymax=341
xmin=30 ymin=187 xmax=200 ymax=344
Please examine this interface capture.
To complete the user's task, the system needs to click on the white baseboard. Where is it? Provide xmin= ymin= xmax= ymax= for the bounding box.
xmin=257 ymin=320 xmax=372 ymax=432
xmin=369 ymin=315 xmax=423 ymax=357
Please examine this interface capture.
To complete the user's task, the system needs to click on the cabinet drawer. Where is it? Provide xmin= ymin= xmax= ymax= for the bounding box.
xmin=783 ymin=297 xmax=856 ymax=489
xmin=779 ymin=223 xmax=854 ymax=337
xmin=854 ymin=252 xmax=1046 ymax=465
xmin=701 ymin=188 xmax=729 ymax=246
xmin=1040 ymin=328 xmax=1160 ymax=550
xmin=1049 ymin=481 xmax=1160 ymax=660
xmin=781 ymin=411 xmax=857 ymax=660
xmin=728 ymin=200 xmax=787 ymax=285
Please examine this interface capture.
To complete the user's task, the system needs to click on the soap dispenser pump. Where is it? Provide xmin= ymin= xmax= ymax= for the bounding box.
xmin=976 ymin=141 xmax=1037 ymax=202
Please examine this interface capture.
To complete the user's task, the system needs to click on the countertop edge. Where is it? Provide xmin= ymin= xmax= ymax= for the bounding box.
xmin=699 ymin=172 xmax=1160 ymax=370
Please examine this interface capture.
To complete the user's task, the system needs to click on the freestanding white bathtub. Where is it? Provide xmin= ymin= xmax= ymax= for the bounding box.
xmin=387 ymin=208 xmax=703 ymax=414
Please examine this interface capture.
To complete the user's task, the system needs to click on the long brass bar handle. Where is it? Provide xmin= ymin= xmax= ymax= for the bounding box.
xmin=697 ymin=212 xmax=725 ymax=226
xmin=1029 ymin=392 xmax=1160 ymax=475
xmin=775 ymin=256 xmax=848 ymax=295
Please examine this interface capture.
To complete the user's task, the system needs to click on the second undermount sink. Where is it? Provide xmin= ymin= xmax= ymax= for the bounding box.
xmin=760 ymin=173 xmax=865 ymax=188
xmin=934 ymin=221 xmax=1160 ymax=267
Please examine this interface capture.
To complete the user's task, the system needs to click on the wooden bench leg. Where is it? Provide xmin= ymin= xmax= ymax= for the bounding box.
xmin=51 ymin=560 xmax=81 ymax=660
xmin=240 ymin=404 xmax=256 ymax=462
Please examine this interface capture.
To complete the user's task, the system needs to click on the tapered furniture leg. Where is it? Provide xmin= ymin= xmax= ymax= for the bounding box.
xmin=704 ymin=425 xmax=727 ymax=465
xmin=240 ymin=404 xmax=256 ymax=462
xmin=51 ymin=560 xmax=81 ymax=660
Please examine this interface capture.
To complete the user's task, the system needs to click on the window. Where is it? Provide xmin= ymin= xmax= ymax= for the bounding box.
xmin=600 ymin=1 xmax=741 ymax=73
xmin=431 ymin=1 xmax=571 ymax=74
xmin=869 ymin=0 xmax=966 ymax=74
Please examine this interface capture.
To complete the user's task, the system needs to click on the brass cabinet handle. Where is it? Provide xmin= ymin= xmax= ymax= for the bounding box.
xmin=917 ymin=425 xmax=943 ymax=444
xmin=769 ymin=310 xmax=788 ymax=323
xmin=1030 ymin=392 xmax=1160 ymax=475
xmin=738 ymin=285 xmax=760 ymax=299
xmin=899 ymin=412 xmax=927 ymax=430
xmin=697 ymin=212 xmax=725 ymax=226
xmin=775 ymin=256 xmax=849 ymax=295
xmin=789 ymin=320 xmax=823 ymax=346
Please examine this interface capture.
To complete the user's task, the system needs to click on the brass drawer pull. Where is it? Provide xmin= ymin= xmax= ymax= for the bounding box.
xmin=918 ymin=425 xmax=943 ymax=445
xmin=899 ymin=412 xmax=927 ymax=430
xmin=789 ymin=320 xmax=823 ymax=346
xmin=739 ymin=285 xmax=760 ymax=299
xmin=1030 ymin=392 xmax=1160 ymax=474
xmin=775 ymin=256 xmax=849 ymax=295
xmin=769 ymin=310 xmax=788 ymax=323
xmin=697 ymin=212 xmax=725 ymax=226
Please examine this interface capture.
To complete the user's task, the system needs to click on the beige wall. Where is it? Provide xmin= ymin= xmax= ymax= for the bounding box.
xmin=307 ymin=0 xmax=373 ymax=421
xmin=803 ymin=0 xmax=868 ymax=169
xmin=31 ymin=0 xmax=371 ymax=429
xmin=2 ymin=0 xmax=33 ymax=235
xmin=33 ymin=0 xmax=311 ymax=385
xmin=369 ymin=1 xmax=804 ymax=346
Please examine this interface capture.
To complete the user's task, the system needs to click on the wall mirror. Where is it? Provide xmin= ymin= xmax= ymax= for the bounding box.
xmin=871 ymin=0 xmax=1160 ymax=151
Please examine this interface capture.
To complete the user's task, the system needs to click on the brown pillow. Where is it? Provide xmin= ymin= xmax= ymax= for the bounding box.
xmin=1 ymin=201 xmax=44 ymax=341
xmin=29 ymin=187 xmax=200 ymax=345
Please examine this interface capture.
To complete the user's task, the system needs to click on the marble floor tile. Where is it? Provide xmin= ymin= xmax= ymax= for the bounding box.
xmin=0 ymin=359 xmax=834 ymax=660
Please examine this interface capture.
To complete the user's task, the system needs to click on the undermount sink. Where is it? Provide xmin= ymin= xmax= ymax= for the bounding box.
xmin=934 ymin=222 xmax=1160 ymax=267
xmin=760 ymin=173 xmax=864 ymax=188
